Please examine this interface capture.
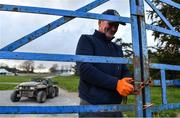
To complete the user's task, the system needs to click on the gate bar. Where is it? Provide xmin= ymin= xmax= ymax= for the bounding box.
xmin=145 ymin=24 xmax=180 ymax=38
xmin=130 ymin=0 xmax=144 ymax=117
xmin=0 ymin=51 xmax=131 ymax=64
xmin=150 ymin=103 xmax=180 ymax=112
xmin=159 ymin=0 xmax=180 ymax=9
xmin=0 ymin=52 xmax=179 ymax=70
xmin=0 ymin=0 xmax=109 ymax=51
xmin=160 ymin=69 xmax=168 ymax=104
xmin=145 ymin=0 xmax=175 ymax=31
xmin=0 ymin=105 xmax=134 ymax=114
xmin=0 ymin=4 xmax=130 ymax=24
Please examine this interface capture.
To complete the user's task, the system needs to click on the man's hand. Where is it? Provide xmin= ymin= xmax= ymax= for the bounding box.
xmin=116 ymin=77 xmax=134 ymax=97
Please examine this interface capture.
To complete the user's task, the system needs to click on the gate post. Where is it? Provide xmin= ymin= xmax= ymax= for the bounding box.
xmin=130 ymin=0 xmax=151 ymax=117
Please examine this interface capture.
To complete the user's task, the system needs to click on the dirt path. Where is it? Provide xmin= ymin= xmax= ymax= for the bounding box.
xmin=0 ymin=88 xmax=79 ymax=118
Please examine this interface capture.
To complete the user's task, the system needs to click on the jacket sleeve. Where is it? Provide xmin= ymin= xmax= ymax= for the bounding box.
xmin=76 ymin=35 xmax=118 ymax=90
xmin=121 ymin=64 xmax=132 ymax=78
xmin=115 ymin=44 xmax=132 ymax=78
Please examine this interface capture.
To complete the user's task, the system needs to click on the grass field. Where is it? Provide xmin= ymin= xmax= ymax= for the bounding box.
xmin=53 ymin=75 xmax=79 ymax=92
xmin=0 ymin=75 xmax=179 ymax=117
xmin=0 ymin=76 xmax=31 ymax=90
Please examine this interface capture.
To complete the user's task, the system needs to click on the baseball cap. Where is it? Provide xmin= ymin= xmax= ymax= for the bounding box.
xmin=102 ymin=9 xmax=126 ymax=25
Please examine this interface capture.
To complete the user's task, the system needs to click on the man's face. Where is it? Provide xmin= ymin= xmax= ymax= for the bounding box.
xmin=98 ymin=20 xmax=119 ymax=39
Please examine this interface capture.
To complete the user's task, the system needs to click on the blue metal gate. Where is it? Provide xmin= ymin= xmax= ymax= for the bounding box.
xmin=0 ymin=0 xmax=179 ymax=117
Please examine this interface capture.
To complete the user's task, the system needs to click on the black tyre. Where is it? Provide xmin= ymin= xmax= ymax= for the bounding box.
xmin=54 ymin=87 xmax=59 ymax=97
xmin=48 ymin=87 xmax=55 ymax=98
xmin=36 ymin=91 xmax=46 ymax=103
xmin=10 ymin=91 xmax=21 ymax=102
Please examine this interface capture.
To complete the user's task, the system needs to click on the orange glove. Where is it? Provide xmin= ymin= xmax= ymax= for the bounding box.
xmin=116 ymin=77 xmax=134 ymax=97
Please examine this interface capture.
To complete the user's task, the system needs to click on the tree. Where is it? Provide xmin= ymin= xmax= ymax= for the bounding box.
xmin=72 ymin=64 xmax=79 ymax=75
xmin=114 ymin=38 xmax=133 ymax=58
xmin=0 ymin=63 xmax=18 ymax=74
xmin=147 ymin=0 xmax=180 ymax=79
xmin=49 ymin=63 xmax=58 ymax=73
xmin=37 ymin=64 xmax=46 ymax=73
xmin=0 ymin=63 xmax=8 ymax=68
xmin=19 ymin=61 xmax=35 ymax=73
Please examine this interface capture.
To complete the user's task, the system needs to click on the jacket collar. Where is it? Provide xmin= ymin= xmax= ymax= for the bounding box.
xmin=93 ymin=30 xmax=114 ymax=42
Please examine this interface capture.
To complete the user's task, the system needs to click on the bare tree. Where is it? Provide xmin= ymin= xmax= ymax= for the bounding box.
xmin=72 ymin=64 xmax=78 ymax=75
xmin=49 ymin=63 xmax=58 ymax=73
xmin=19 ymin=61 xmax=35 ymax=73
xmin=37 ymin=63 xmax=46 ymax=73
xmin=0 ymin=63 xmax=8 ymax=68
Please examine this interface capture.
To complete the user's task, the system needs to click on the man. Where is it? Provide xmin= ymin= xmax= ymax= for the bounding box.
xmin=76 ymin=9 xmax=134 ymax=117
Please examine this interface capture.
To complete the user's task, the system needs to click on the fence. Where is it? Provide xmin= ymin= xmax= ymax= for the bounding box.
xmin=0 ymin=0 xmax=180 ymax=117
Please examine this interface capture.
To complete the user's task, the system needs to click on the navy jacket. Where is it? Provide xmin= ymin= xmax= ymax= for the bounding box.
xmin=76 ymin=30 xmax=131 ymax=104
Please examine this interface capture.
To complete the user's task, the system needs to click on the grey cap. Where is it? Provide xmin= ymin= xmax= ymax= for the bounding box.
xmin=102 ymin=9 xmax=126 ymax=25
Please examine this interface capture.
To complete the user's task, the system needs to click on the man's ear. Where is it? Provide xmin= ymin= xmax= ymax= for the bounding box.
xmin=98 ymin=20 xmax=101 ymax=26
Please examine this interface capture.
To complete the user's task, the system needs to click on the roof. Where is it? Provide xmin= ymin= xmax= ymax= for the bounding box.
xmin=0 ymin=68 xmax=11 ymax=73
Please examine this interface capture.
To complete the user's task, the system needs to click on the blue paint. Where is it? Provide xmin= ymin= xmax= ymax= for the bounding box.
xmin=0 ymin=4 xmax=130 ymax=24
xmin=0 ymin=105 xmax=134 ymax=114
xmin=0 ymin=51 xmax=132 ymax=64
xmin=150 ymin=63 xmax=180 ymax=71
xmin=145 ymin=0 xmax=175 ymax=31
xmin=159 ymin=0 xmax=180 ymax=9
xmin=0 ymin=0 xmax=179 ymax=117
xmin=150 ymin=103 xmax=180 ymax=112
xmin=129 ymin=0 xmax=144 ymax=117
xmin=160 ymin=70 xmax=168 ymax=104
xmin=146 ymin=24 xmax=180 ymax=38
xmin=137 ymin=0 xmax=151 ymax=116
xmin=153 ymin=80 xmax=180 ymax=86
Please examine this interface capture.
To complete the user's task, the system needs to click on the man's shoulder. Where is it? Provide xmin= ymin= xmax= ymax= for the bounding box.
xmin=79 ymin=34 xmax=94 ymax=42
xmin=80 ymin=34 xmax=93 ymax=38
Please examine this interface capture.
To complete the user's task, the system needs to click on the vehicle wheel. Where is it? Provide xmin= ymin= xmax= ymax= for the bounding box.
xmin=48 ymin=87 xmax=55 ymax=98
xmin=36 ymin=91 xmax=46 ymax=103
xmin=54 ymin=87 xmax=59 ymax=97
xmin=10 ymin=91 xmax=21 ymax=102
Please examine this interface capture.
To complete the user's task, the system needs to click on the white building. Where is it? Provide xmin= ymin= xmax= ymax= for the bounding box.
xmin=0 ymin=68 xmax=14 ymax=75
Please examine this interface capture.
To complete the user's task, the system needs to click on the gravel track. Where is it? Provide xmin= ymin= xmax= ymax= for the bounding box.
xmin=0 ymin=88 xmax=79 ymax=118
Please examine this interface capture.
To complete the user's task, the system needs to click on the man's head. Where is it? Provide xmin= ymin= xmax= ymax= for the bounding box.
xmin=98 ymin=9 xmax=125 ymax=39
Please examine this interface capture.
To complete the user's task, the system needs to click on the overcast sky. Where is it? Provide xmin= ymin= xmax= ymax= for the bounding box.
xmin=0 ymin=0 xmax=155 ymax=69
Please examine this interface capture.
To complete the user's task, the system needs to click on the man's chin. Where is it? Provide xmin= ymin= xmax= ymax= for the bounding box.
xmin=106 ymin=34 xmax=114 ymax=39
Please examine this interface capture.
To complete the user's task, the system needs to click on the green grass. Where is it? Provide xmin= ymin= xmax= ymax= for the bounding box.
xmin=0 ymin=84 xmax=17 ymax=90
xmin=53 ymin=75 xmax=79 ymax=92
xmin=123 ymin=87 xmax=180 ymax=117
xmin=0 ymin=76 xmax=31 ymax=90
xmin=0 ymin=75 xmax=179 ymax=117
xmin=52 ymin=76 xmax=180 ymax=117
xmin=0 ymin=76 xmax=31 ymax=82
xmin=0 ymin=75 xmax=79 ymax=91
